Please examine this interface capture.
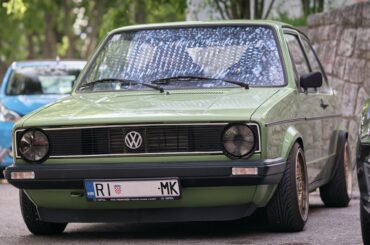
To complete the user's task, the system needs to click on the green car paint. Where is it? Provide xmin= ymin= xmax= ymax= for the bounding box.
xmin=7 ymin=20 xmax=346 ymax=222
xmin=359 ymin=100 xmax=370 ymax=144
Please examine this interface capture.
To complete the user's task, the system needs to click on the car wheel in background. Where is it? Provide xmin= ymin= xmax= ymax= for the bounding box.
xmin=20 ymin=190 xmax=67 ymax=235
xmin=320 ymin=141 xmax=352 ymax=207
xmin=266 ymin=142 xmax=309 ymax=232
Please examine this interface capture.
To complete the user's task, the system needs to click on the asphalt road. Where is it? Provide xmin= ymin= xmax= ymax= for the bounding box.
xmin=0 ymin=181 xmax=363 ymax=245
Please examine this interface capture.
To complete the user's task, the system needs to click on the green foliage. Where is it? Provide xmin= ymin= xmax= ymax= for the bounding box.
xmin=98 ymin=0 xmax=134 ymax=40
xmin=0 ymin=0 xmax=186 ymax=74
xmin=0 ymin=0 xmax=27 ymax=63
xmin=98 ymin=0 xmax=186 ymax=39
xmin=57 ymin=36 xmax=69 ymax=57
xmin=145 ymin=0 xmax=186 ymax=23
xmin=2 ymin=0 xmax=26 ymax=17
xmin=273 ymin=12 xmax=307 ymax=27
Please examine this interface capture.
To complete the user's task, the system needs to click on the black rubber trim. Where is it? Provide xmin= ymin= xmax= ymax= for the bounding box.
xmin=265 ymin=114 xmax=341 ymax=127
xmin=329 ymin=131 xmax=347 ymax=183
xmin=4 ymin=158 xmax=285 ymax=189
xmin=37 ymin=204 xmax=257 ymax=223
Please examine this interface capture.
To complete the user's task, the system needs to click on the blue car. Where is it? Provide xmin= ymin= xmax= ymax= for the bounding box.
xmin=0 ymin=60 xmax=86 ymax=171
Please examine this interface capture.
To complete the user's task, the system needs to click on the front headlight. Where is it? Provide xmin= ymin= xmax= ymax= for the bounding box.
xmin=222 ymin=124 xmax=256 ymax=158
xmin=0 ymin=103 xmax=21 ymax=122
xmin=18 ymin=129 xmax=49 ymax=162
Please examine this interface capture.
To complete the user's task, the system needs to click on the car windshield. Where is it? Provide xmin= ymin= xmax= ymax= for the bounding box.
xmin=6 ymin=65 xmax=83 ymax=95
xmin=78 ymin=26 xmax=285 ymax=92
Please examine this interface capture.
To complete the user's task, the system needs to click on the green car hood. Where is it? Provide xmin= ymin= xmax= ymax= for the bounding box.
xmin=20 ymin=88 xmax=281 ymax=127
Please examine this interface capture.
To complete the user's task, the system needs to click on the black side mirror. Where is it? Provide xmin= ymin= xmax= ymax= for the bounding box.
xmin=300 ymin=72 xmax=322 ymax=90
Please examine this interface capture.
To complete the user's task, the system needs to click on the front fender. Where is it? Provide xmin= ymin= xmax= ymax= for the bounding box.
xmin=280 ymin=126 xmax=303 ymax=160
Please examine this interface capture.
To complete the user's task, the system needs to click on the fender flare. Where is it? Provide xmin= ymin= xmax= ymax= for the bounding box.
xmin=328 ymin=130 xmax=348 ymax=182
xmin=280 ymin=126 xmax=304 ymax=160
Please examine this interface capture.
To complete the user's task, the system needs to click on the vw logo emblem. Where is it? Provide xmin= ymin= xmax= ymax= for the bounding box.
xmin=124 ymin=131 xmax=143 ymax=149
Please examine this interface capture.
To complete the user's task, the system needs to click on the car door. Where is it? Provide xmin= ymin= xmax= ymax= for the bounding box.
xmin=284 ymin=31 xmax=327 ymax=184
xmin=300 ymin=36 xmax=339 ymax=182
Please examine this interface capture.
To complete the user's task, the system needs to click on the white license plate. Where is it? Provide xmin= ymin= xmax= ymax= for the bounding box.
xmin=84 ymin=179 xmax=181 ymax=201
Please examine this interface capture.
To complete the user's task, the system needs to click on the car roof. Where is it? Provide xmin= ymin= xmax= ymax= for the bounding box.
xmin=109 ymin=20 xmax=294 ymax=34
xmin=12 ymin=60 xmax=86 ymax=69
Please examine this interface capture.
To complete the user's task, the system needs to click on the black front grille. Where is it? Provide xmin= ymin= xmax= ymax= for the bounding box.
xmin=49 ymin=124 xmax=226 ymax=156
xmin=16 ymin=124 xmax=260 ymax=157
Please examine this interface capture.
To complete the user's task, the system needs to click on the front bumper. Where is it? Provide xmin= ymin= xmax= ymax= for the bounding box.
xmin=4 ymin=158 xmax=285 ymax=189
xmin=37 ymin=203 xmax=257 ymax=223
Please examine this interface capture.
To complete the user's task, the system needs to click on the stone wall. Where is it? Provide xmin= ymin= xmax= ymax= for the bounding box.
xmin=306 ymin=2 xmax=370 ymax=161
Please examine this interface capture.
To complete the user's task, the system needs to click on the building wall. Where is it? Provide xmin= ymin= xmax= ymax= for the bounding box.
xmin=306 ymin=2 xmax=370 ymax=161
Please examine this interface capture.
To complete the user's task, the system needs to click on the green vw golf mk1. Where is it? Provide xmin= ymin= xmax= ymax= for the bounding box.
xmin=4 ymin=21 xmax=352 ymax=234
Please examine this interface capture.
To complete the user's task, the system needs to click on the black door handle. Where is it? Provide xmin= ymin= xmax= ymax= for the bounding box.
xmin=320 ymin=99 xmax=329 ymax=109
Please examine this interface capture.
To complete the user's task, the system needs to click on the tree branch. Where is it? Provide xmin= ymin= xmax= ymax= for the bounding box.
xmin=214 ymin=0 xmax=227 ymax=19
xmin=263 ymin=0 xmax=275 ymax=19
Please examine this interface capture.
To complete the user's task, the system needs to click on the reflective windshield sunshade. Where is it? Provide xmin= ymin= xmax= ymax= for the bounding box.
xmin=80 ymin=26 xmax=285 ymax=92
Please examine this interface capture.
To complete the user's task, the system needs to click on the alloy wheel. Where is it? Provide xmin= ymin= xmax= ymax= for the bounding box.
xmin=296 ymin=149 xmax=308 ymax=220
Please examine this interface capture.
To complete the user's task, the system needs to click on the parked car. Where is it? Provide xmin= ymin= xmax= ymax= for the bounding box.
xmin=0 ymin=60 xmax=86 ymax=172
xmin=4 ymin=21 xmax=352 ymax=235
xmin=357 ymin=100 xmax=370 ymax=244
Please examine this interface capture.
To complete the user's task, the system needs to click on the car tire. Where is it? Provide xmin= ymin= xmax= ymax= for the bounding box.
xmin=266 ymin=142 xmax=309 ymax=232
xmin=320 ymin=141 xmax=352 ymax=207
xmin=20 ymin=190 xmax=67 ymax=235
xmin=361 ymin=200 xmax=370 ymax=245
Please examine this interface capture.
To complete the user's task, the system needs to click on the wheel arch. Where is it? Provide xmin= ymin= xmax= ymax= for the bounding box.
xmin=329 ymin=129 xmax=348 ymax=179
xmin=280 ymin=126 xmax=304 ymax=160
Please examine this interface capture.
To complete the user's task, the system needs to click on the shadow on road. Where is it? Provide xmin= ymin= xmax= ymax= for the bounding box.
xmin=15 ymin=202 xmax=333 ymax=243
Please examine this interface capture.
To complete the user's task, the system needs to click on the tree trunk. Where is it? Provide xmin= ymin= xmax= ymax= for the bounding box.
xmin=0 ymin=61 xmax=7 ymax=82
xmin=301 ymin=0 xmax=310 ymax=17
xmin=134 ymin=0 xmax=147 ymax=24
xmin=239 ymin=0 xmax=251 ymax=19
xmin=63 ymin=0 xmax=77 ymax=59
xmin=27 ymin=33 xmax=35 ymax=59
xmin=43 ymin=12 xmax=57 ymax=58
xmin=215 ymin=0 xmax=251 ymax=19
xmin=263 ymin=0 xmax=275 ymax=19
xmin=83 ymin=0 xmax=108 ymax=58
xmin=318 ymin=0 xmax=324 ymax=12
xmin=254 ymin=0 xmax=264 ymax=19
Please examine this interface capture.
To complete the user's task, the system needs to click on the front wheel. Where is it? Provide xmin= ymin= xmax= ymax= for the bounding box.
xmin=20 ymin=190 xmax=67 ymax=235
xmin=266 ymin=143 xmax=309 ymax=232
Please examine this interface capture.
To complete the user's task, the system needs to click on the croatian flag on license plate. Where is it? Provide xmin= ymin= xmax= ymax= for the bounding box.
xmin=114 ymin=184 xmax=122 ymax=194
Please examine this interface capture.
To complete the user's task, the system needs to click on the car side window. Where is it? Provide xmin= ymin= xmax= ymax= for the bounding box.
xmin=284 ymin=34 xmax=311 ymax=92
xmin=300 ymin=38 xmax=330 ymax=94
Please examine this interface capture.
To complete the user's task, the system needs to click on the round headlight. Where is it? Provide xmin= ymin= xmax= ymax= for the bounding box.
xmin=18 ymin=129 xmax=49 ymax=162
xmin=222 ymin=124 xmax=256 ymax=158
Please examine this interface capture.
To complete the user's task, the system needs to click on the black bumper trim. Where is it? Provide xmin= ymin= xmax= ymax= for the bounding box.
xmin=37 ymin=204 xmax=257 ymax=223
xmin=4 ymin=158 xmax=285 ymax=189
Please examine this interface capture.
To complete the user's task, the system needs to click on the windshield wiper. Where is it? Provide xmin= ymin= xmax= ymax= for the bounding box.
xmin=150 ymin=76 xmax=249 ymax=89
xmin=79 ymin=78 xmax=165 ymax=93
